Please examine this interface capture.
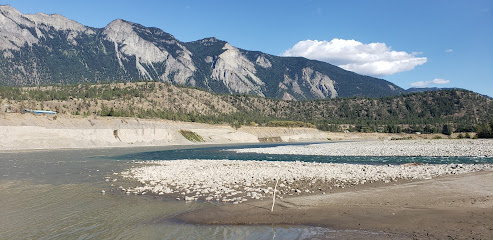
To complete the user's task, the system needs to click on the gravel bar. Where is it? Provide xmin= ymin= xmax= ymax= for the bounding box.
xmin=119 ymin=159 xmax=493 ymax=204
xmin=232 ymin=139 xmax=493 ymax=157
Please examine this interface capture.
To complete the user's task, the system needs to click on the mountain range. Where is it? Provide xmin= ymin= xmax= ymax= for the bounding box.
xmin=0 ymin=5 xmax=411 ymax=100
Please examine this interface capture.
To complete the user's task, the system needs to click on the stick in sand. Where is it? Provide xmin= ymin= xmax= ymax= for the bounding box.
xmin=271 ymin=178 xmax=279 ymax=212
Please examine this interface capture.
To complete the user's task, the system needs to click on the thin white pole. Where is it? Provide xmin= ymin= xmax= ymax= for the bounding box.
xmin=271 ymin=178 xmax=279 ymax=212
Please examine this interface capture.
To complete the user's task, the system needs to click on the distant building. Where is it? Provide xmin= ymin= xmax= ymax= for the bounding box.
xmin=24 ymin=109 xmax=56 ymax=115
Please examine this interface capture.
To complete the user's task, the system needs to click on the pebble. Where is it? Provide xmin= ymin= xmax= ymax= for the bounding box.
xmin=118 ymin=141 xmax=493 ymax=205
xmin=232 ymin=139 xmax=493 ymax=157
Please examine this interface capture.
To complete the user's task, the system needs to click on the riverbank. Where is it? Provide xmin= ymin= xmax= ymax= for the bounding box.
xmin=176 ymin=170 xmax=493 ymax=239
xmin=115 ymin=140 xmax=493 ymax=239
xmin=0 ymin=113 xmax=331 ymax=151
xmin=0 ymin=113 xmax=455 ymax=151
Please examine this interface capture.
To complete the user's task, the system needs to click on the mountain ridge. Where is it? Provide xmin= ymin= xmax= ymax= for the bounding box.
xmin=0 ymin=5 xmax=409 ymax=100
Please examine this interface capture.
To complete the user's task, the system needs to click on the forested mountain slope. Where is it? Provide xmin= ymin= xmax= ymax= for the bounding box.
xmin=1 ymin=82 xmax=491 ymax=133
xmin=0 ymin=5 xmax=405 ymax=100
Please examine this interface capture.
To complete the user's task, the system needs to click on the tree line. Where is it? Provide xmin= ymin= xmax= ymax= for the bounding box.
xmin=1 ymin=82 xmax=492 ymax=137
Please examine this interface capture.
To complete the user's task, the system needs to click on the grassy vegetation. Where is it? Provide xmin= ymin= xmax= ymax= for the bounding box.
xmin=265 ymin=121 xmax=316 ymax=128
xmin=476 ymin=119 xmax=493 ymax=138
xmin=258 ymin=137 xmax=283 ymax=142
xmin=179 ymin=130 xmax=205 ymax=142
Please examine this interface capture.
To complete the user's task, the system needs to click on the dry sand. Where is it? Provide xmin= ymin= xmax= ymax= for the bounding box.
xmin=177 ymin=170 xmax=493 ymax=239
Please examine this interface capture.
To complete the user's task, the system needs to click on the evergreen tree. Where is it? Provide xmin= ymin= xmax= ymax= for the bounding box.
xmin=442 ymin=124 xmax=453 ymax=135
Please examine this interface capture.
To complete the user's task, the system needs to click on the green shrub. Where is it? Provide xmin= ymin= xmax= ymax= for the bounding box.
xmin=179 ymin=130 xmax=204 ymax=142
xmin=476 ymin=119 xmax=493 ymax=138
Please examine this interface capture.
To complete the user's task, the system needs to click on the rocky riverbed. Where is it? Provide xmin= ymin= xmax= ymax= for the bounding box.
xmin=119 ymin=159 xmax=493 ymax=204
xmin=232 ymin=139 xmax=493 ymax=157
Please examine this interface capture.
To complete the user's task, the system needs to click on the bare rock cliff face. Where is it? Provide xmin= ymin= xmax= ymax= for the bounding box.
xmin=302 ymin=67 xmax=338 ymax=98
xmin=210 ymin=43 xmax=265 ymax=96
xmin=102 ymin=19 xmax=196 ymax=84
xmin=103 ymin=19 xmax=169 ymax=65
xmin=0 ymin=5 xmax=93 ymax=51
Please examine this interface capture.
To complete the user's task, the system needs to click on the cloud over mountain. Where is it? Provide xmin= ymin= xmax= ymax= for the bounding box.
xmin=282 ymin=39 xmax=427 ymax=76
xmin=411 ymin=78 xmax=450 ymax=87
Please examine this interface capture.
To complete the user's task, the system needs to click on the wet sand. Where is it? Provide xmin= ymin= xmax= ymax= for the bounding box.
xmin=176 ymin=171 xmax=493 ymax=239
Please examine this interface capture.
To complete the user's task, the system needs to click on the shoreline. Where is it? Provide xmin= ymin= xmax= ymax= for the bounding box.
xmin=175 ymin=170 xmax=493 ymax=239
xmin=0 ymin=113 xmax=329 ymax=151
xmin=3 ymin=113 xmax=492 ymax=239
xmin=112 ymin=140 xmax=493 ymax=239
xmin=0 ymin=113 xmax=464 ymax=152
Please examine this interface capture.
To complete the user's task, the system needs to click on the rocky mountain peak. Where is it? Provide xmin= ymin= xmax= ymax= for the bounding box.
xmin=198 ymin=37 xmax=219 ymax=43
xmin=24 ymin=12 xmax=92 ymax=33
xmin=0 ymin=5 xmax=38 ymax=50
xmin=1 ymin=5 xmax=91 ymax=33
xmin=103 ymin=19 xmax=135 ymax=41
xmin=0 ymin=5 xmax=94 ymax=51
xmin=0 ymin=5 xmax=19 ymax=15
xmin=0 ymin=5 xmax=30 ymax=27
xmin=104 ymin=19 xmax=129 ymax=29
xmin=102 ymin=18 xmax=196 ymax=82
xmin=0 ymin=5 xmax=407 ymax=99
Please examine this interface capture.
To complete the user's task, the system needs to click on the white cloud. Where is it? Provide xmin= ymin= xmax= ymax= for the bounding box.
xmin=410 ymin=78 xmax=450 ymax=87
xmin=282 ymin=38 xmax=427 ymax=76
xmin=445 ymin=49 xmax=453 ymax=53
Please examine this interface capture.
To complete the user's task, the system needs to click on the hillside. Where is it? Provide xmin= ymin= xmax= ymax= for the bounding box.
xmin=0 ymin=5 xmax=405 ymax=100
xmin=1 ymin=82 xmax=491 ymax=133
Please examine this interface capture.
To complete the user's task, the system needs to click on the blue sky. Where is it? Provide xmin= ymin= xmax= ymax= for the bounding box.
xmin=2 ymin=0 xmax=492 ymax=97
